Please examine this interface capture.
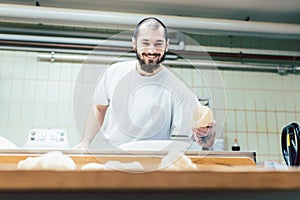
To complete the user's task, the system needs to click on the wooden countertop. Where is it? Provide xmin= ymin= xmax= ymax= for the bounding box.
xmin=2 ymin=166 xmax=300 ymax=191
xmin=0 ymin=150 xmax=296 ymax=191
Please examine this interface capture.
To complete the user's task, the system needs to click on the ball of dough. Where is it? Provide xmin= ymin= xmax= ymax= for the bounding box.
xmin=17 ymin=151 xmax=76 ymax=170
xmin=193 ymin=105 xmax=213 ymax=128
xmin=81 ymin=163 xmax=109 ymax=170
xmin=40 ymin=151 xmax=76 ymax=170
xmin=159 ymin=151 xmax=197 ymax=170
xmin=105 ymin=161 xmax=145 ymax=171
xmin=17 ymin=157 xmax=42 ymax=170
xmin=81 ymin=161 xmax=145 ymax=171
xmin=167 ymin=154 xmax=197 ymax=170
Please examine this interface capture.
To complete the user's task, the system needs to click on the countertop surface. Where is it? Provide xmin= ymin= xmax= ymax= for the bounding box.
xmin=0 ymin=150 xmax=296 ymax=192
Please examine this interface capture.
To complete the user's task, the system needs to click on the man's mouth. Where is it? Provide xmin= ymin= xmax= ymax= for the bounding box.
xmin=137 ymin=52 xmax=164 ymax=73
xmin=143 ymin=53 xmax=160 ymax=59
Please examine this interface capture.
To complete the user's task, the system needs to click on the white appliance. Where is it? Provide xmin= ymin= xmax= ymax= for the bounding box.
xmin=23 ymin=129 xmax=70 ymax=149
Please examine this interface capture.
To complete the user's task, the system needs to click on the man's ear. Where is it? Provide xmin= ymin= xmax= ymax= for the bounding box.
xmin=166 ymin=38 xmax=170 ymax=52
xmin=132 ymin=37 xmax=136 ymax=51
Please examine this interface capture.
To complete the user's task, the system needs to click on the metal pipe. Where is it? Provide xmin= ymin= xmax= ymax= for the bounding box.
xmin=37 ymin=53 xmax=299 ymax=73
xmin=0 ymin=3 xmax=300 ymax=38
xmin=1 ymin=39 xmax=299 ymax=62
xmin=0 ymin=33 xmax=131 ymax=47
xmin=2 ymin=32 xmax=300 ymax=58
xmin=0 ymin=33 xmax=185 ymax=50
xmin=0 ymin=25 xmax=183 ymax=43
xmin=0 ymin=26 xmax=300 ymax=56
xmin=186 ymin=45 xmax=300 ymax=58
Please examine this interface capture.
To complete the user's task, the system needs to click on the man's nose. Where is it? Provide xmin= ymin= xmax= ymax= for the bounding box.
xmin=147 ymin=44 xmax=157 ymax=53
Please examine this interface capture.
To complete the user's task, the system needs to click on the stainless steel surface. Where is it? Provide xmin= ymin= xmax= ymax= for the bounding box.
xmin=0 ymin=3 xmax=299 ymax=38
xmin=0 ymin=0 xmax=299 ymax=24
xmin=0 ymin=149 xmax=256 ymax=161
xmin=0 ymin=2 xmax=298 ymax=67
xmin=0 ymin=1 xmax=298 ymax=74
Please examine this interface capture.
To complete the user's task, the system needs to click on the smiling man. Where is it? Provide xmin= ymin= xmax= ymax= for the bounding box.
xmin=133 ymin=18 xmax=168 ymax=75
xmin=76 ymin=17 xmax=216 ymax=150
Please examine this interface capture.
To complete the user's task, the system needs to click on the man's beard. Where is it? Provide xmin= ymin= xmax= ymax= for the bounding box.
xmin=136 ymin=51 xmax=166 ymax=74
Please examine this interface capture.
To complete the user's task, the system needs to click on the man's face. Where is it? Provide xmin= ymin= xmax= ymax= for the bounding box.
xmin=133 ymin=25 xmax=168 ymax=73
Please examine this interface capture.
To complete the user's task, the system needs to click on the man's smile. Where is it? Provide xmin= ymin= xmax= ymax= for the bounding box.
xmin=142 ymin=53 xmax=160 ymax=59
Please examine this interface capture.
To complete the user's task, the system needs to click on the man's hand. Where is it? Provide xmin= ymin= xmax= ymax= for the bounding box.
xmin=192 ymin=121 xmax=216 ymax=148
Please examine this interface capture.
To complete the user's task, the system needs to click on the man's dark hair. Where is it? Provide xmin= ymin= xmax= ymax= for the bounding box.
xmin=133 ymin=17 xmax=168 ymax=41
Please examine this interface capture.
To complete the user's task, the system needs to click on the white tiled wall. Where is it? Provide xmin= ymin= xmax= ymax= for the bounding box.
xmin=0 ymin=50 xmax=83 ymax=146
xmin=220 ymin=69 xmax=300 ymax=163
xmin=0 ymin=49 xmax=299 ymax=164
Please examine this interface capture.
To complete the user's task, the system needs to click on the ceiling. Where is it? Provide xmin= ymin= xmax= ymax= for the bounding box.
xmin=0 ymin=0 xmax=300 ymax=24
xmin=0 ymin=0 xmax=299 ymax=73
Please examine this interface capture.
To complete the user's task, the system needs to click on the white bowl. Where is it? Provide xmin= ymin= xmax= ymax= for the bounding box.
xmin=118 ymin=140 xmax=190 ymax=151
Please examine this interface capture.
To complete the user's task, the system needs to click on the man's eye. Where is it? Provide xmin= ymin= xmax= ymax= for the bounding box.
xmin=155 ymin=43 xmax=163 ymax=46
xmin=142 ymin=42 xmax=149 ymax=46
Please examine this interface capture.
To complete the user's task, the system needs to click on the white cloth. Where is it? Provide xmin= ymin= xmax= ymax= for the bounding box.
xmin=94 ymin=60 xmax=200 ymax=148
xmin=0 ymin=136 xmax=17 ymax=149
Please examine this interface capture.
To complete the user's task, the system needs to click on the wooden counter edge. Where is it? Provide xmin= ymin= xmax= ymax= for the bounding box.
xmin=0 ymin=169 xmax=300 ymax=191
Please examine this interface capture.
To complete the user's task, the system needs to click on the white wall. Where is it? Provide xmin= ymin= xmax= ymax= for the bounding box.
xmin=0 ymin=49 xmax=299 ymax=163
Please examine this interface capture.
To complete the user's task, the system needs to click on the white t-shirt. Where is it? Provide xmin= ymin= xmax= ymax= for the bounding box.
xmin=94 ymin=60 xmax=200 ymax=148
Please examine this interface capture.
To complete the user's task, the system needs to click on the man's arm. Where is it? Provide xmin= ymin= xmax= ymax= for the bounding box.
xmin=75 ymin=104 xmax=108 ymax=149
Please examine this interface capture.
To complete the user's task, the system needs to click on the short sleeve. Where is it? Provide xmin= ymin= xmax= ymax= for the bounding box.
xmin=171 ymin=91 xmax=199 ymax=138
xmin=94 ymin=70 xmax=110 ymax=105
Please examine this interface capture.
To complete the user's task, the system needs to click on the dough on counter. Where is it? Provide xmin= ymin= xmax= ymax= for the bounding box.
xmin=165 ymin=154 xmax=197 ymax=170
xmin=40 ymin=151 xmax=76 ymax=170
xmin=81 ymin=163 xmax=109 ymax=170
xmin=81 ymin=161 xmax=145 ymax=171
xmin=17 ymin=157 xmax=42 ymax=170
xmin=159 ymin=151 xmax=197 ymax=170
xmin=17 ymin=151 xmax=76 ymax=170
xmin=105 ymin=160 xmax=145 ymax=171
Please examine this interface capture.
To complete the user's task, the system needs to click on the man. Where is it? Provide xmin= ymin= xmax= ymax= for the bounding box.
xmin=76 ymin=17 xmax=215 ymax=150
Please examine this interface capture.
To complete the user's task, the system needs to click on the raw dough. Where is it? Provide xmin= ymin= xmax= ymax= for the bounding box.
xmin=165 ymin=154 xmax=197 ymax=170
xmin=105 ymin=160 xmax=144 ymax=171
xmin=17 ymin=157 xmax=41 ymax=170
xmin=193 ymin=105 xmax=213 ymax=127
xmin=17 ymin=151 xmax=76 ymax=170
xmin=81 ymin=161 xmax=145 ymax=171
xmin=159 ymin=151 xmax=197 ymax=170
xmin=81 ymin=163 xmax=109 ymax=170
